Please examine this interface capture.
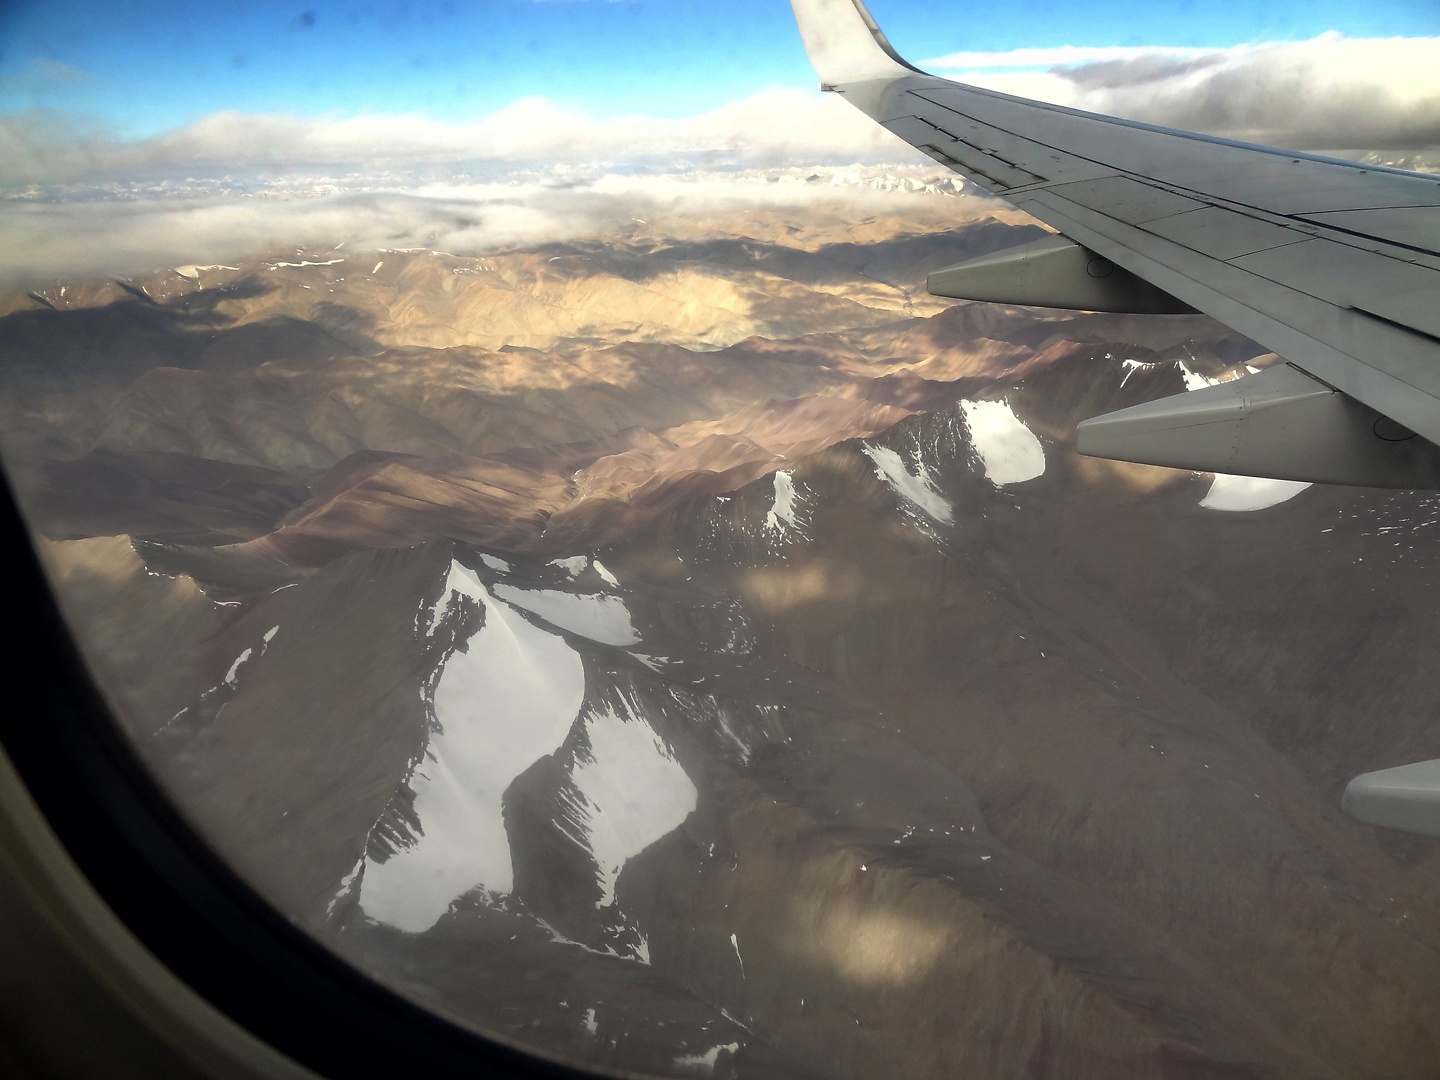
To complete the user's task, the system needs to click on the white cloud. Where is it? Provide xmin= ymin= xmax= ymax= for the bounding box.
xmin=1 ymin=32 xmax=1434 ymax=287
xmin=3 ymin=33 xmax=1434 ymax=191
xmin=920 ymin=44 xmax=1212 ymax=70
xmin=0 ymin=167 xmax=968 ymax=287
xmin=0 ymin=88 xmax=906 ymax=186
xmin=923 ymin=33 xmax=1440 ymax=151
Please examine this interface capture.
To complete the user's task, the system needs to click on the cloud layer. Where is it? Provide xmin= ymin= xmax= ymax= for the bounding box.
xmin=0 ymin=89 xmax=896 ymax=187
xmin=1 ymin=32 xmax=1434 ymax=290
xmin=0 ymin=168 xmax=973 ymax=288
xmin=3 ymin=32 xmax=1437 ymax=191
xmin=923 ymin=33 xmax=1440 ymax=151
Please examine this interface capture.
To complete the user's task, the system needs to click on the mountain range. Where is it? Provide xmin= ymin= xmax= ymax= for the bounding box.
xmin=5 ymin=194 xmax=1438 ymax=1080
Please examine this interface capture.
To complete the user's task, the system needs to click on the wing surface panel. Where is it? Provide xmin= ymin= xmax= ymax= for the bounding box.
xmin=896 ymin=81 xmax=1440 ymax=222
xmin=1040 ymin=177 xmax=1207 ymax=224
xmin=1301 ymin=207 xmax=1440 ymax=253
xmin=1014 ymin=192 xmax=1440 ymax=443
xmin=1130 ymin=207 xmax=1309 ymax=262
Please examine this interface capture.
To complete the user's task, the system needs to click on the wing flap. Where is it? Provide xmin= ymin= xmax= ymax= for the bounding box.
xmin=882 ymin=120 xmax=1047 ymax=190
xmin=1043 ymin=176 xmax=1206 ymax=224
xmin=927 ymin=234 xmax=1194 ymax=314
xmin=1299 ymin=207 xmax=1440 ymax=255
xmin=1138 ymin=207 xmax=1310 ymax=262
xmin=1229 ymin=241 xmax=1440 ymax=339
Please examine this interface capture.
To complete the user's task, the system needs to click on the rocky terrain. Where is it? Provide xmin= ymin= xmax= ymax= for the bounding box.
xmin=4 ymin=190 xmax=1438 ymax=1079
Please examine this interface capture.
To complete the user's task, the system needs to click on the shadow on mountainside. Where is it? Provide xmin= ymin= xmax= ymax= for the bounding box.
xmin=522 ymin=221 xmax=1047 ymax=293
xmin=0 ymin=275 xmax=377 ymax=384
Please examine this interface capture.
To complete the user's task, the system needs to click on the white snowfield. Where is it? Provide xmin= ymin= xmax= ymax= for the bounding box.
xmin=560 ymin=692 xmax=697 ymax=909
xmin=764 ymin=469 xmax=804 ymax=538
xmin=359 ymin=561 xmax=585 ymax=933
xmin=958 ymin=399 xmax=1045 ymax=487
xmin=862 ymin=444 xmax=954 ymax=524
xmin=1178 ymin=359 xmax=1221 ymax=392
xmin=357 ymin=558 xmax=691 ymax=943
xmin=493 ymin=584 xmax=641 ymax=647
xmin=266 ymin=258 xmax=344 ymax=269
xmin=172 ymin=264 xmax=239 ymax=280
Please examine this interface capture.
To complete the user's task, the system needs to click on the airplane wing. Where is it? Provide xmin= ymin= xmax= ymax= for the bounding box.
xmin=789 ymin=0 xmax=1440 ymax=839
xmin=790 ymin=0 xmax=1440 ymax=491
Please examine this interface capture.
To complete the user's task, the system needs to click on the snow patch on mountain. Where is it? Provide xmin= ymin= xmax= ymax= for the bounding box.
xmin=958 ymin=399 xmax=1044 ymax=487
xmin=763 ymin=469 xmax=811 ymax=542
xmin=558 ymin=691 xmax=697 ymax=909
xmin=674 ymin=1042 xmax=740 ymax=1073
xmin=157 ymin=622 xmax=279 ymax=744
xmin=1178 ymin=359 xmax=1221 ymax=392
xmin=222 ymin=647 xmax=253 ymax=687
xmin=266 ymin=258 xmax=344 ymax=269
xmin=359 ymin=561 xmax=585 ymax=933
xmin=863 ymin=444 xmax=953 ymax=525
xmin=172 ymin=263 xmax=238 ymax=280
xmin=493 ymin=584 xmax=641 ymax=646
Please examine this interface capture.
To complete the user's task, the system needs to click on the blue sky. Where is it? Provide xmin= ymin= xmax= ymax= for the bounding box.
xmin=0 ymin=0 xmax=1435 ymax=137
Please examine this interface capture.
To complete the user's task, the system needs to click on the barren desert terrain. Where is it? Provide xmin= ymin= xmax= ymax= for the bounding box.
xmin=4 ymin=184 xmax=1438 ymax=1079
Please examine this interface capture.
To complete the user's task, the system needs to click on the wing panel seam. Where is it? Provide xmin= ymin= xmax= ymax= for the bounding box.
xmin=1019 ymin=196 xmax=1440 ymax=442
xmin=900 ymin=88 xmax=1439 ymax=266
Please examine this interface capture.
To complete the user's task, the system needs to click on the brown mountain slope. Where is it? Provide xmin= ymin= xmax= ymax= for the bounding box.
xmin=12 ymin=200 xmax=1433 ymax=1079
xmin=40 ymin=356 xmax=1438 ymax=1079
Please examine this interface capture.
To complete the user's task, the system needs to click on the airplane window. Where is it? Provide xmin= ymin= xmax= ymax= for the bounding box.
xmin=2 ymin=1 xmax=1438 ymax=1077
